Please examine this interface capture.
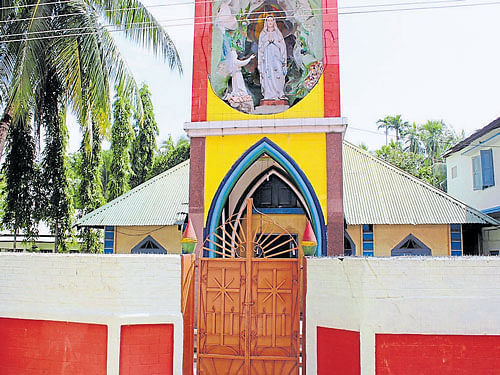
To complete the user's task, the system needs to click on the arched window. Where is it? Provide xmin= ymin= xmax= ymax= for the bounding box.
xmin=131 ymin=235 xmax=167 ymax=254
xmin=391 ymin=234 xmax=431 ymax=256
xmin=253 ymin=174 xmax=301 ymax=209
xmin=344 ymin=231 xmax=356 ymax=256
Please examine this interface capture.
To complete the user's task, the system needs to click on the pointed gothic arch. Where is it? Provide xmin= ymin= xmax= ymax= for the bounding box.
xmin=205 ymin=137 xmax=327 ymax=256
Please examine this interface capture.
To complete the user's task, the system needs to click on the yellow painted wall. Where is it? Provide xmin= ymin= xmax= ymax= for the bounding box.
xmin=204 ymin=133 xmax=327 ymax=223
xmin=114 ymin=225 xmax=183 ymax=254
xmin=206 ymin=76 xmax=325 ymax=121
xmin=346 ymin=225 xmax=362 ymax=255
xmin=346 ymin=224 xmax=450 ymax=257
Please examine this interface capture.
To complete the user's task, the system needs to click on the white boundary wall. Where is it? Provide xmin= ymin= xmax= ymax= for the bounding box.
xmin=0 ymin=253 xmax=183 ymax=375
xmin=306 ymin=257 xmax=500 ymax=375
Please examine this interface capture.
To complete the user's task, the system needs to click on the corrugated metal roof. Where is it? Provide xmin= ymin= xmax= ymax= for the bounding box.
xmin=77 ymin=160 xmax=189 ymax=227
xmin=343 ymin=142 xmax=498 ymax=225
xmin=77 ymin=144 xmax=499 ymax=227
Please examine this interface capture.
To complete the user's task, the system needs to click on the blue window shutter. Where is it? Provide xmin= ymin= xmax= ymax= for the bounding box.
xmin=480 ymin=149 xmax=495 ymax=188
xmin=472 ymin=156 xmax=482 ymax=190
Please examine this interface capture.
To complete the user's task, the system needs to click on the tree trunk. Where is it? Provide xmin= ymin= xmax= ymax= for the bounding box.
xmin=13 ymin=229 xmax=17 ymax=251
xmin=0 ymin=109 xmax=13 ymax=163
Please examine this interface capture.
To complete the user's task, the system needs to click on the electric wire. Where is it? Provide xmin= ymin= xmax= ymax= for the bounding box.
xmin=2 ymin=0 xmax=500 ymax=44
xmin=0 ymin=0 xmax=496 ymax=25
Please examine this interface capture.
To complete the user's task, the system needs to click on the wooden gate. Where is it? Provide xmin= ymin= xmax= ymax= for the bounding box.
xmin=197 ymin=199 xmax=302 ymax=375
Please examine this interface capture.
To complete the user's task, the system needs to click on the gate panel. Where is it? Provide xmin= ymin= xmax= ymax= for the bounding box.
xmin=250 ymin=259 xmax=300 ymax=375
xmin=198 ymin=258 xmax=301 ymax=375
xmin=198 ymin=258 xmax=246 ymax=375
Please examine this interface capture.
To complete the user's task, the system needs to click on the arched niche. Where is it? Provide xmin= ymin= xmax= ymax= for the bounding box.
xmin=205 ymin=137 xmax=326 ymax=256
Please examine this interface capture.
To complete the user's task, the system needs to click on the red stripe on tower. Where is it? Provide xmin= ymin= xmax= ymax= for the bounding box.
xmin=191 ymin=0 xmax=212 ymax=122
xmin=322 ymin=0 xmax=341 ymax=117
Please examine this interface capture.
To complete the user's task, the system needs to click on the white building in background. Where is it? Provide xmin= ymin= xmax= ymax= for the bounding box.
xmin=444 ymin=117 xmax=500 ymax=255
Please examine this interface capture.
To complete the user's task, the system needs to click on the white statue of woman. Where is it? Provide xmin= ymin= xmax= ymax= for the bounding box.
xmin=258 ymin=16 xmax=287 ymax=100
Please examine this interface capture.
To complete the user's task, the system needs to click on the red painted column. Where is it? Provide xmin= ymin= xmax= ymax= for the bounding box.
xmin=0 ymin=318 xmax=107 ymax=375
xmin=322 ymin=0 xmax=341 ymax=117
xmin=189 ymin=137 xmax=206 ymax=256
xmin=326 ymin=132 xmax=344 ymax=256
xmin=317 ymin=327 xmax=360 ymax=375
xmin=191 ymin=0 xmax=212 ymax=122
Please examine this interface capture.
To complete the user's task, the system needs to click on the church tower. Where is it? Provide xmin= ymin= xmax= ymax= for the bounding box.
xmin=185 ymin=0 xmax=346 ymax=257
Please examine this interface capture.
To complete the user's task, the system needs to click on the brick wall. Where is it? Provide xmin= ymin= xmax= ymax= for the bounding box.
xmin=0 ymin=253 xmax=183 ymax=375
xmin=306 ymin=257 xmax=500 ymax=375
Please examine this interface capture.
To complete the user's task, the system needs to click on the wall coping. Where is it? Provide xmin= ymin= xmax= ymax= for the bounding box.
xmin=184 ymin=117 xmax=348 ymax=137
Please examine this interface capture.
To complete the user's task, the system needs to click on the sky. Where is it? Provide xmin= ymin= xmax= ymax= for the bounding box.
xmin=67 ymin=0 xmax=500 ymax=152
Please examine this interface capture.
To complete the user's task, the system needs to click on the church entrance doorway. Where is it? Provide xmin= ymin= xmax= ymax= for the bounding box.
xmin=196 ymin=199 xmax=304 ymax=375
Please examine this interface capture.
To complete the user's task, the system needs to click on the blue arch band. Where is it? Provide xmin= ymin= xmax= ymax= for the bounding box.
xmin=205 ymin=137 xmax=327 ymax=257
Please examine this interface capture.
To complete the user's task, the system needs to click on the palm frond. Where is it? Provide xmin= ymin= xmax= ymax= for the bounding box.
xmin=90 ymin=0 xmax=182 ymax=73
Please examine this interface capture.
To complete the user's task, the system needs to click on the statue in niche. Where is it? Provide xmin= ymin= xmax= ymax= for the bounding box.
xmin=258 ymin=16 xmax=287 ymax=102
xmin=224 ymin=49 xmax=256 ymax=113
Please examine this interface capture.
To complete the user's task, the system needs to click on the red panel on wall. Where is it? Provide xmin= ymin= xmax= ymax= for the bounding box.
xmin=377 ymin=334 xmax=500 ymax=375
xmin=120 ymin=324 xmax=174 ymax=375
xmin=317 ymin=326 xmax=360 ymax=375
xmin=0 ymin=317 xmax=107 ymax=375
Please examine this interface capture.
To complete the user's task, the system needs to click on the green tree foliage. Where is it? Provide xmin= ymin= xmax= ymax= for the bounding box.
xmin=149 ymin=136 xmax=190 ymax=179
xmin=39 ymin=70 xmax=72 ymax=252
xmin=0 ymin=0 xmax=182 ymax=163
xmin=1 ymin=117 xmax=38 ymax=247
xmin=374 ymin=117 xmax=463 ymax=190
xmin=100 ymin=149 xmax=113 ymax=200
xmin=77 ymin=120 xmax=105 ymax=253
xmin=107 ymin=94 xmax=133 ymax=201
xmin=130 ymin=84 xmax=158 ymax=188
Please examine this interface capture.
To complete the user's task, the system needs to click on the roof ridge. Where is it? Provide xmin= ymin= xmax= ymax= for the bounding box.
xmin=342 ymin=141 xmax=499 ymax=226
xmin=76 ymin=160 xmax=190 ymax=226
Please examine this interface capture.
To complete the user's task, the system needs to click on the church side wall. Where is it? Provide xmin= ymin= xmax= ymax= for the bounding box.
xmin=373 ymin=224 xmax=450 ymax=256
xmin=114 ymin=225 xmax=183 ymax=254
xmin=306 ymin=257 xmax=500 ymax=375
xmin=0 ymin=254 xmax=183 ymax=375
xmin=346 ymin=224 xmax=450 ymax=256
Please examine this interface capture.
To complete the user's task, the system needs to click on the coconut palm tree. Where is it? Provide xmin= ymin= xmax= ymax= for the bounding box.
xmin=403 ymin=122 xmax=421 ymax=154
xmin=420 ymin=120 xmax=445 ymax=163
xmin=377 ymin=115 xmax=409 ymax=144
xmin=0 ymin=0 xmax=182 ymax=162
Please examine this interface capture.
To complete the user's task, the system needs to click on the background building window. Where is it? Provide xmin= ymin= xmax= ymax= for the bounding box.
xmin=450 ymin=224 xmax=462 ymax=256
xmin=391 ymin=234 xmax=431 ymax=256
xmin=344 ymin=231 xmax=356 ymax=256
xmin=362 ymin=224 xmax=374 ymax=256
xmin=472 ymin=149 xmax=495 ymax=190
xmin=104 ymin=226 xmax=114 ymax=254
xmin=481 ymin=149 xmax=495 ymax=188
xmin=131 ymin=235 xmax=167 ymax=254
xmin=451 ymin=166 xmax=457 ymax=179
